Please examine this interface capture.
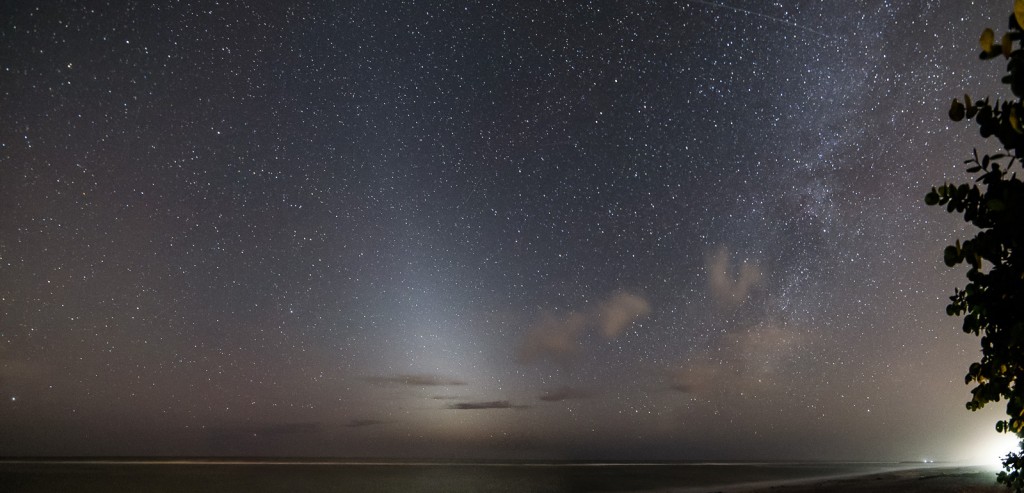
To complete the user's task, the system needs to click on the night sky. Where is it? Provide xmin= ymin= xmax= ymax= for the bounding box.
xmin=1 ymin=1 xmax=1019 ymax=461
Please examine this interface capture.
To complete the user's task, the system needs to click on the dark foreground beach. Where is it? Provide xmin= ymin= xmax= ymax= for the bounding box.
xmin=0 ymin=460 xmax=1006 ymax=493
xmin=734 ymin=465 xmax=1003 ymax=493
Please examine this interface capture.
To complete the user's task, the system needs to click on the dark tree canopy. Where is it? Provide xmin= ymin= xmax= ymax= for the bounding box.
xmin=927 ymin=2 xmax=1024 ymax=490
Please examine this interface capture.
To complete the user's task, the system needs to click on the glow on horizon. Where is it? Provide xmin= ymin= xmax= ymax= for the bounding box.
xmin=974 ymin=433 xmax=1019 ymax=470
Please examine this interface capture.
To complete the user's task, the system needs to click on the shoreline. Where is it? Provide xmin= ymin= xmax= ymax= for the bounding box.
xmin=727 ymin=465 xmax=1004 ymax=493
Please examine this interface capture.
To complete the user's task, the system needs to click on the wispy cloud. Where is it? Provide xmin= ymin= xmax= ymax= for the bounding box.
xmin=447 ymin=400 xmax=529 ymax=410
xmin=518 ymin=292 xmax=651 ymax=364
xmin=669 ymin=325 xmax=805 ymax=395
xmin=365 ymin=373 xmax=467 ymax=387
xmin=668 ymin=362 xmax=724 ymax=394
xmin=538 ymin=386 xmax=592 ymax=402
xmin=706 ymin=246 xmax=761 ymax=305
xmin=596 ymin=292 xmax=651 ymax=339
xmin=518 ymin=312 xmax=589 ymax=363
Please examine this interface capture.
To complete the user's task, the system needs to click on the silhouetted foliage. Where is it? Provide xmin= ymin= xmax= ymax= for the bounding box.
xmin=928 ymin=3 xmax=1024 ymax=490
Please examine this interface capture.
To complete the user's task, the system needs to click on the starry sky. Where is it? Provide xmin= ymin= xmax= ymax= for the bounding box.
xmin=0 ymin=1 xmax=1019 ymax=461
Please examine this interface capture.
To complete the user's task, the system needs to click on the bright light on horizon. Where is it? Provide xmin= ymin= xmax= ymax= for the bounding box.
xmin=974 ymin=433 xmax=1019 ymax=470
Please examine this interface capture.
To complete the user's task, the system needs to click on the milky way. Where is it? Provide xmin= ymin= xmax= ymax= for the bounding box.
xmin=0 ymin=1 xmax=1016 ymax=460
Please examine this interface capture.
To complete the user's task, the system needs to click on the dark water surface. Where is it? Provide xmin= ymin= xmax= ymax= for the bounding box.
xmin=0 ymin=461 xmax=932 ymax=492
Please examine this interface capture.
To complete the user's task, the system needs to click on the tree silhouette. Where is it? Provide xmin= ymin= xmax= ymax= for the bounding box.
xmin=927 ymin=3 xmax=1024 ymax=490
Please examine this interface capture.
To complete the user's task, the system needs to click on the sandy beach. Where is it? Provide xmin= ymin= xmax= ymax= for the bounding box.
xmin=0 ymin=461 xmax=1007 ymax=492
xmin=732 ymin=465 xmax=1004 ymax=493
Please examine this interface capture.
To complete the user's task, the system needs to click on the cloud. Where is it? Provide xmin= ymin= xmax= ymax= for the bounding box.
xmin=431 ymin=395 xmax=461 ymax=400
xmin=447 ymin=400 xmax=529 ymax=410
xmin=668 ymin=360 xmax=726 ymax=395
xmin=538 ymin=386 xmax=592 ymax=402
xmin=595 ymin=292 xmax=651 ymax=339
xmin=669 ymin=325 xmax=804 ymax=395
xmin=518 ymin=292 xmax=651 ymax=364
xmin=733 ymin=326 xmax=803 ymax=375
xmin=365 ymin=373 xmax=467 ymax=387
xmin=345 ymin=419 xmax=387 ymax=428
xmin=707 ymin=246 xmax=762 ymax=305
xmin=518 ymin=312 xmax=589 ymax=363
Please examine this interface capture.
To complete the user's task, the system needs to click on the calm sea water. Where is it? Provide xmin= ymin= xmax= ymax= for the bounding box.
xmin=0 ymin=460 xmax=934 ymax=493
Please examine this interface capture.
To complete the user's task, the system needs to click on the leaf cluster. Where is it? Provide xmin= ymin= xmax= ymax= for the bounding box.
xmin=930 ymin=2 xmax=1024 ymax=489
xmin=1001 ymin=444 xmax=1024 ymax=490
